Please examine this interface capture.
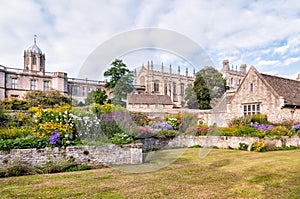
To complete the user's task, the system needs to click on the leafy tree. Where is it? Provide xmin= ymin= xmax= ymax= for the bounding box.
xmin=85 ymin=89 xmax=108 ymax=105
xmin=193 ymin=73 xmax=211 ymax=109
xmin=1 ymin=98 xmax=29 ymax=110
xmin=111 ymin=72 xmax=134 ymax=107
xmin=104 ymin=59 xmax=133 ymax=107
xmin=184 ymin=84 xmax=198 ymax=109
xmin=104 ymin=59 xmax=130 ymax=89
xmin=197 ymin=67 xmax=227 ymax=101
xmin=24 ymin=90 xmax=71 ymax=108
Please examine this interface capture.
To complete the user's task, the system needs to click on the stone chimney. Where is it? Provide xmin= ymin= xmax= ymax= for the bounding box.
xmin=297 ymin=74 xmax=300 ymax=81
xmin=240 ymin=64 xmax=247 ymax=74
xmin=222 ymin=60 xmax=230 ymax=72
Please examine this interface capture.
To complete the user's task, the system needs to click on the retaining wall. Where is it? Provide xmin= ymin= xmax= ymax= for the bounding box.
xmin=0 ymin=144 xmax=143 ymax=168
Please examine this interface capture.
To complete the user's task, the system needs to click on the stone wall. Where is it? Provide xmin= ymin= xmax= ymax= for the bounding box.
xmin=138 ymin=136 xmax=300 ymax=151
xmin=0 ymin=144 xmax=143 ymax=168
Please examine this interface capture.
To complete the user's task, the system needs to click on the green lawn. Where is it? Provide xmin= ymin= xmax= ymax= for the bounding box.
xmin=1 ymin=149 xmax=300 ymax=199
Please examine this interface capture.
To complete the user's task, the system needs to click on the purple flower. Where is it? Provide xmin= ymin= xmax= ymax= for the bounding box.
xmin=49 ymin=130 xmax=60 ymax=145
xmin=251 ymin=124 xmax=274 ymax=132
xmin=292 ymin=124 xmax=300 ymax=131
xmin=153 ymin=122 xmax=174 ymax=130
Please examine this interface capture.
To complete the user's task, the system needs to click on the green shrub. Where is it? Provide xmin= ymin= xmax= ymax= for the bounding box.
xmin=230 ymin=114 xmax=268 ymax=126
xmin=263 ymin=140 xmax=277 ymax=151
xmin=157 ymin=130 xmax=177 ymax=138
xmin=0 ymin=136 xmax=49 ymax=151
xmin=268 ymin=126 xmax=291 ymax=137
xmin=110 ymin=133 xmax=134 ymax=145
xmin=1 ymin=98 xmax=29 ymax=110
xmin=239 ymin=143 xmax=249 ymax=150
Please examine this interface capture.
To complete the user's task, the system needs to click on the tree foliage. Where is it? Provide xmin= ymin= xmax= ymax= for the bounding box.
xmin=103 ymin=59 xmax=133 ymax=107
xmin=193 ymin=73 xmax=211 ymax=109
xmin=85 ymin=89 xmax=108 ymax=105
xmin=24 ymin=90 xmax=71 ymax=108
xmin=104 ymin=59 xmax=130 ymax=89
xmin=197 ymin=67 xmax=227 ymax=101
xmin=184 ymin=84 xmax=198 ymax=109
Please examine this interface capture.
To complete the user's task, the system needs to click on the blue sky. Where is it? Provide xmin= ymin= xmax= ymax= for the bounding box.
xmin=1 ymin=0 xmax=300 ymax=80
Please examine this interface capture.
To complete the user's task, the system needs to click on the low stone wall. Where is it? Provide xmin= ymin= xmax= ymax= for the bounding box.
xmin=0 ymin=144 xmax=143 ymax=168
xmin=138 ymin=136 xmax=300 ymax=151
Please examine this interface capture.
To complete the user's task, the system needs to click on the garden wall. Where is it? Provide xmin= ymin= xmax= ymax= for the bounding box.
xmin=138 ymin=136 xmax=300 ymax=151
xmin=0 ymin=144 xmax=143 ymax=168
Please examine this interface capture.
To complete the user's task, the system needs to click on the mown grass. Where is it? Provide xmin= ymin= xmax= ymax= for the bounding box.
xmin=0 ymin=149 xmax=300 ymax=198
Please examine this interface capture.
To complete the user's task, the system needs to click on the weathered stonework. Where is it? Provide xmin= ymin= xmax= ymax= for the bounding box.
xmin=138 ymin=136 xmax=300 ymax=151
xmin=0 ymin=144 xmax=143 ymax=168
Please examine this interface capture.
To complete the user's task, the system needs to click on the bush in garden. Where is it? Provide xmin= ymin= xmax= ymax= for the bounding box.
xmin=153 ymin=122 xmax=174 ymax=131
xmin=0 ymin=127 xmax=33 ymax=140
xmin=129 ymin=112 xmax=149 ymax=126
xmin=0 ymin=98 xmax=29 ymax=110
xmin=268 ymin=126 xmax=291 ymax=136
xmin=0 ymin=136 xmax=49 ymax=151
xmin=239 ymin=143 xmax=249 ymax=150
xmin=157 ymin=130 xmax=177 ymax=138
xmin=291 ymin=123 xmax=300 ymax=132
xmin=165 ymin=117 xmax=178 ymax=129
xmin=49 ymin=130 xmax=76 ymax=149
xmin=130 ymin=126 xmax=156 ymax=139
xmin=251 ymin=141 xmax=265 ymax=152
xmin=110 ymin=133 xmax=134 ymax=145
xmin=229 ymin=114 xmax=268 ymax=126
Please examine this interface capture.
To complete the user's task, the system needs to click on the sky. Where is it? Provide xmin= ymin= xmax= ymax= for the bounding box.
xmin=1 ymin=0 xmax=300 ymax=80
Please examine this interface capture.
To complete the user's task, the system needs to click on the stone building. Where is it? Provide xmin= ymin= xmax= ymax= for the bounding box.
xmin=225 ymin=66 xmax=300 ymax=123
xmin=0 ymin=36 xmax=105 ymax=103
xmin=127 ymin=94 xmax=174 ymax=114
xmin=221 ymin=59 xmax=247 ymax=90
xmin=133 ymin=61 xmax=195 ymax=108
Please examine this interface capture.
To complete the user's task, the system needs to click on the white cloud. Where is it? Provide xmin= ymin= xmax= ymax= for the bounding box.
xmin=0 ymin=0 xmax=300 ymax=79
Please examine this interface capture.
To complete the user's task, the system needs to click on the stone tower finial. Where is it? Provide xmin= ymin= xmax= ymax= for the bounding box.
xmin=169 ymin=64 xmax=172 ymax=74
xmin=178 ymin=66 xmax=180 ymax=75
xmin=150 ymin=60 xmax=153 ymax=71
xmin=186 ymin=67 xmax=188 ymax=77
xmin=34 ymin=34 xmax=37 ymax=45
xmin=161 ymin=62 xmax=164 ymax=73
xmin=193 ymin=68 xmax=195 ymax=76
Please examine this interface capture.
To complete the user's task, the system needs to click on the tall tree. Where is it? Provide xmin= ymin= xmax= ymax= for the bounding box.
xmin=193 ymin=73 xmax=211 ymax=109
xmin=184 ymin=84 xmax=198 ymax=109
xmin=104 ymin=59 xmax=130 ymax=89
xmin=197 ymin=67 xmax=227 ymax=101
xmin=85 ymin=89 xmax=108 ymax=105
xmin=103 ymin=59 xmax=133 ymax=107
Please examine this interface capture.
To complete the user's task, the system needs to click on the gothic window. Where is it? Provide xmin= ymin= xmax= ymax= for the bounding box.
xmin=30 ymin=80 xmax=36 ymax=90
xmin=154 ymin=81 xmax=159 ymax=92
xmin=11 ymin=78 xmax=17 ymax=89
xmin=32 ymin=56 xmax=36 ymax=65
xmin=243 ymin=103 xmax=260 ymax=115
xmin=164 ymin=83 xmax=168 ymax=95
xmin=43 ymin=81 xmax=50 ymax=91
xmin=180 ymin=83 xmax=184 ymax=95
xmin=140 ymin=76 xmax=145 ymax=86
xmin=82 ymin=86 xmax=86 ymax=96
xmin=73 ymin=86 xmax=78 ymax=96
xmin=173 ymin=83 xmax=176 ymax=94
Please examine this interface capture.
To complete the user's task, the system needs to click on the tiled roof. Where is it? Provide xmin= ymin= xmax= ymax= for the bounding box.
xmin=128 ymin=94 xmax=173 ymax=105
xmin=261 ymin=73 xmax=300 ymax=106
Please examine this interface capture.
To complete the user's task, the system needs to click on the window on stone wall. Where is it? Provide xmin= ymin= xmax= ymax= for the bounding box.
xmin=32 ymin=56 xmax=36 ymax=65
xmin=243 ymin=103 xmax=261 ymax=115
xmin=73 ymin=86 xmax=78 ymax=96
xmin=30 ymin=80 xmax=36 ymax=90
xmin=82 ymin=86 xmax=86 ymax=96
xmin=164 ymin=83 xmax=168 ymax=95
xmin=43 ymin=81 xmax=50 ymax=91
xmin=180 ymin=83 xmax=184 ymax=95
xmin=250 ymin=83 xmax=253 ymax=92
xmin=154 ymin=81 xmax=159 ymax=92
xmin=11 ymin=78 xmax=17 ymax=89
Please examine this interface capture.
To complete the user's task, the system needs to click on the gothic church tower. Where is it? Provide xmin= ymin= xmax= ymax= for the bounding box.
xmin=24 ymin=35 xmax=45 ymax=72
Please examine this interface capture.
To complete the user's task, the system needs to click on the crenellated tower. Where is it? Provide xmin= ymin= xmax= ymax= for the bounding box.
xmin=24 ymin=35 xmax=45 ymax=73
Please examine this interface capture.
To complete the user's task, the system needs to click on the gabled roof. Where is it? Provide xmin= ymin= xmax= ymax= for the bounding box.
xmin=261 ymin=73 xmax=300 ymax=106
xmin=128 ymin=94 xmax=174 ymax=105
